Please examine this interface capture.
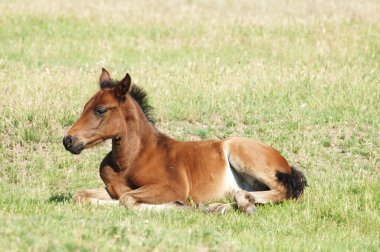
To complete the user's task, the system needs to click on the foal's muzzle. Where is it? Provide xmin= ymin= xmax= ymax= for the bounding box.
xmin=63 ymin=135 xmax=84 ymax=155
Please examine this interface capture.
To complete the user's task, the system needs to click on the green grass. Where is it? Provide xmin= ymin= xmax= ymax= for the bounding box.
xmin=0 ymin=0 xmax=379 ymax=251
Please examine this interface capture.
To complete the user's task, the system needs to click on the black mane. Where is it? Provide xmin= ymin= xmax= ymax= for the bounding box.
xmin=100 ymin=80 xmax=155 ymax=124
xmin=129 ymin=85 xmax=155 ymax=124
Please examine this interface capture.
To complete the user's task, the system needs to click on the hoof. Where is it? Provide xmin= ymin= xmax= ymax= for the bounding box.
xmin=206 ymin=203 xmax=232 ymax=215
xmin=242 ymin=204 xmax=256 ymax=215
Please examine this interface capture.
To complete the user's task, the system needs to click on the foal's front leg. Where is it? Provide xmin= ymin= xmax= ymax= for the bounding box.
xmin=119 ymin=184 xmax=189 ymax=211
xmin=73 ymin=188 xmax=119 ymax=205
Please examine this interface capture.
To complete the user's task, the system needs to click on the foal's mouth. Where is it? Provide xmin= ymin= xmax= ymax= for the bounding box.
xmin=66 ymin=142 xmax=85 ymax=155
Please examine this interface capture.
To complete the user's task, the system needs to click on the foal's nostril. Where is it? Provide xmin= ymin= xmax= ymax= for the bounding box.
xmin=63 ymin=135 xmax=74 ymax=148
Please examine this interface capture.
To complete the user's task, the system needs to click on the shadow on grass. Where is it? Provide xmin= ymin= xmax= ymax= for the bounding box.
xmin=48 ymin=193 xmax=72 ymax=203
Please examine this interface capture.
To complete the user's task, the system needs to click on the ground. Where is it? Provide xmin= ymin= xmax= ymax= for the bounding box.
xmin=0 ymin=0 xmax=379 ymax=251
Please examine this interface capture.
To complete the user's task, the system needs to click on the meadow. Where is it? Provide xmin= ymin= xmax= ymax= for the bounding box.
xmin=0 ymin=0 xmax=379 ymax=251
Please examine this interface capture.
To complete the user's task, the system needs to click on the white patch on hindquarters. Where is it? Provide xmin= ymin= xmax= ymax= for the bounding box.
xmin=222 ymin=144 xmax=266 ymax=194
xmin=221 ymin=148 xmax=241 ymax=196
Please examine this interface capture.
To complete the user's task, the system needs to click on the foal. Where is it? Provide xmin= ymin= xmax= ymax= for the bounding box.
xmin=63 ymin=69 xmax=307 ymax=214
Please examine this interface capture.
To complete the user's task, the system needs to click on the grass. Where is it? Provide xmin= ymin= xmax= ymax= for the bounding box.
xmin=0 ymin=0 xmax=379 ymax=251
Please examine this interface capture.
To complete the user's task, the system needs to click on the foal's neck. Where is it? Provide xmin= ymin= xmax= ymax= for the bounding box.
xmin=111 ymin=100 xmax=163 ymax=171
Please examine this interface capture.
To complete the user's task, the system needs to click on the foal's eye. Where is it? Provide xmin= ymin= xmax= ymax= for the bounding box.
xmin=95 ymin=106 xmax=107 ymax=117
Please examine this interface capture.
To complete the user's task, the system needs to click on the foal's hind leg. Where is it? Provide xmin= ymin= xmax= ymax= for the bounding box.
xmin=73 ymin=188 xmax=118 ymax=205
xmin=225 ymin=138 xmax=291 ymax=204
xmin=234 ymin=191 xmax=256 ymax=214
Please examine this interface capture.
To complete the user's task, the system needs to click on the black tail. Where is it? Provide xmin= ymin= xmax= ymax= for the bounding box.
xmin=276 ymin=166 xmax=307 ymax=199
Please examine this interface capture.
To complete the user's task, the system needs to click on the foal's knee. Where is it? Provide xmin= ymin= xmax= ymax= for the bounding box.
xmin=119 ymin=193 xmax=137 ymax=208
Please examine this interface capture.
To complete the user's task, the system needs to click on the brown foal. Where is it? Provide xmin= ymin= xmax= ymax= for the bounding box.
xmin=63 ymin=69 xmax=307 ymax=214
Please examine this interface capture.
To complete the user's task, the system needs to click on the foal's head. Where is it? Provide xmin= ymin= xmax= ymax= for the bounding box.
xmin=63 ymin=68 xmax=153 ymax=154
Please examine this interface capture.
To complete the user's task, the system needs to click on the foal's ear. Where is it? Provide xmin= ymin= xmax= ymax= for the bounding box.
xmin=115 ymin=73 xmax=132 ymax=101
xmin=99 ymin=68 xmax=111 ymax=83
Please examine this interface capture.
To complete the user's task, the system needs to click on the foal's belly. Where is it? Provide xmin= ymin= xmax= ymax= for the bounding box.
xmin=188 ymin=159 xmax=241 ymax=203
